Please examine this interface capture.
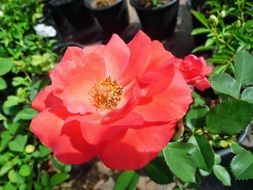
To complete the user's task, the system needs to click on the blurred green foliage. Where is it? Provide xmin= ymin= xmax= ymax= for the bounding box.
xmin=0 ymin=0 xmax=71 ymax=189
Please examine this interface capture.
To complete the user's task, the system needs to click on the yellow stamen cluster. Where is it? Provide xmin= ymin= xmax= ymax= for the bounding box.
xmin=91 ymin=76 xmax=123 ymax=110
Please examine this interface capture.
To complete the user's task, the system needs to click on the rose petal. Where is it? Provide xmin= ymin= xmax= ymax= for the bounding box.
xmin=134 ymin=70 xmax=192 ymax=122
xmin=31 ymin=85 xmax=62 ymax=111
xmin=50 ymin=45 xmax=106 ymax=114
xmin=98 ymin=122 xmax=176 ymax=170
xmin=121 ymin=31 xmax=152 ymax=85
xmin=194 ymin=78 xmax=211 ymax=91
xmin=104 ymin=34 xmax=130 ymax=80
xmin=78 ymin=112 xmax=144 ymax=145
xmin=30 ymin=107 xmax=95 ymax=164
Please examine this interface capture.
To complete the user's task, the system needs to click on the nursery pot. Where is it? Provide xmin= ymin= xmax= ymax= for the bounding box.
xmin=130 ymin=0 xmax=179 ymax=40
xmin=84 ymin=0 xmax=130 ymax=37
xmin=49 ymin=0 xmax=94 ymax=30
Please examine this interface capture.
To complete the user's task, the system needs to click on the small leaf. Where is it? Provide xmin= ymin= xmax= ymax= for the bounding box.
xmin=0 ymin=77 xmax=7 ymax=90
xmin=8 ymin=135 xmax=28 ymax=152
xmin=185 ymin=106 xmax=209 ymax=130
xmin=211 ymin=73 xmax=240 ymax=98
xmin=38 ymin=145 xmax=51 ymax=158
xmin=50 ymin=173 xmax=69 ymax=186
xmin=213 ymin=165 xmax=231 ymax=186
xmin=191 ymin=10 xmax=209 ymax=28
xmin=19 ymin=165 xmax=32 ymax=177
xmin=188 ymin=135 xmax=214 ymax=172
xmin=206 ymin=100 xmax=253 ymax=135
xmin=163 ymin=142 xmax=196 ymax=183
xmin=231 ymin=143 xmax=245 ymax=154
xmin=0 ymin=58 xmax=13 ymax=76
xmin=113 ymin=171 xmax=139 ymax=190
xmin=235 ymin=50 xmax=253 ymax=86
xmin=231 ymin=150 xmax=253 ymax=180
xmin=191 ymin=27 xmax=209 ymax=35
xmin=14 ymin=108 xmax=37 ymax=122
xmin=41 ymin=172 xmax=49 ymax=186
xmin=241 ymin=87 xmax=253 ymax=104
xmin=144 ymin=157 xmax=173 ymax=184
xmin=8 ymin=170 xmax=24 ymax=183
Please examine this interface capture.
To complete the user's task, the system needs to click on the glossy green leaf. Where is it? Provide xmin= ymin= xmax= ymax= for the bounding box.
xmin=163 ymin=142 xmax=196 ymax=183
xmin=113 ymin=171 xmax=139 ymax=190
xmin=14 ymin=108 xmax=37 ymax=122
xmin=38 ymin=145 xmax=51 ymax=158
xmin=185 ymin=106 xmax=209 ymax=130
xmin=41 ymin=172 xmax=49 ymax=186
xmin=191 ymin=10 xmax=209 ymax=28
xmin=19 ymin=165 xmax=31 ymax=177
xmin=0 ymin=77 xmax=7 ymax=90
xmin=0 ymin=58 xmax=13 ymax=76
xmin=50 ymin=173 xmax=69 ymax=186
xmin=206 ymin=100 xmax=253 ymax=135
xmin=144 ymin=157 xmax=173 ymax=184
xmin=235 ymin=50 xmax=253 ymax=86
xmin=8 ymin=135 xmax=28 ymax=152
xmin=211 ymin=73 xmax=240 ymax=98
xmin=8 ymin=170 xmax=24 ymax=183
xmin=191 ymin=27 xmax=209 ymax=35
xmin=189 ymin=135 xmax=214 ymax=172
xmin=0 ymin=131 xmax=12 ymax=152
xmin=231 ymin=150 xmax=253 ymax=180
xmin=241 ymin=87 xmax=253 ymax=104
xmin=213 ymin=165 xmax=231 ymax=186
xmin=231 ymin=143 xmax=245 ymax=154
xmin=3 ymin=183 xmax=17 ymax=190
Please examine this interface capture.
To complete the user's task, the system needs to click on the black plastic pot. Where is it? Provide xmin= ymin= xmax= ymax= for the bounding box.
xmin=49 ymin=0 xmax=95 ymax=30
xmin=84 ymin=0 xmax=130 ymax=38
xmin=130 ymin=0 xmax=179 ymax=40
xmin=197 ymin=125 xmax=253 ymax=190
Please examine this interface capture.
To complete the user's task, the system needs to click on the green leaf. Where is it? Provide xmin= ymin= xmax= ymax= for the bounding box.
xmin=50 ymin=173 xmax=69 ymax=186
xmin=185 ymin=106 xmax=209 ymax=130
xmin=3 ymin=183 xmax=17 ymax=190
xmin=19 ymin=165 xmax=32 ymax=177
xmin=144 ymin=157 xmax=173 ymax=184
xmin=0 ymin=77 xmax=7 ymax=90
xmin=163 ymin=142 xmax=196 ymax=183
xmin=206 ymin=100 xmax=253 ymax=135
xmin=8 ymin=135 xmax=28 ymax=152
xmin=38 ymin=145 xmax=51 ymax=158
xmin=188 ymin=135 xmax=214 ymax=172
xmin=0 ymin=131 xmax=12 ymax=152
xmin=231 ymin=143 xmax=245 ymax=154
xmin=241 ymin=87 xmax=253 ymax=104
xmin=231 ymin=150 xmax=253 ymax=180
xmin=14 ymin=108 xmax=37 ymax=122
xmin=41 ymin=172 xmax=49 ymax=186
xmin=191 ymin=10 xmax=209 ymax=28
xmin=113 ymin=171 xmax=139 ymax=190
xmin=211 ymin=65 xmax=228 ymax=75
xmin=235 ymin=50 xmax=253 ymax=86
xmin=8 ymin=170 xmax=24 ymax=183
xmin=213 ymin=165 xmax=231 ymax=186
xmin=191 ymin=27 xmax=210 ymax=35
xmin=0 ymin=58 xmax=13 ymax=76
xmin=52 ymin=157 xmax=71 ymax=172
xmin=192 ymin=45 xmax=214 ymax=53
xmin=211 ymin=73 xmax=240 ymax=98
xmin=192 ymin=91 xmax=206 ymax=107
xmin=0 ymin=157 xmax=20 ymax=176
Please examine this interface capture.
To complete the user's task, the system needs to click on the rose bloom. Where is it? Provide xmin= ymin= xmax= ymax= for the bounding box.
xmin=176 ymin=54 xmax=212 ymax=91
xmin=30 ymin=31 xmax=192 ymax=170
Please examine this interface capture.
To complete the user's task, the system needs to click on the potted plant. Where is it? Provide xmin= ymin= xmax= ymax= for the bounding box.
xmin=29 ymin=30 xmax=253 ymax=189
xmin=84 ymin=0 xmax=130 ymax=38
xmin=48 ymin=0 xmax=95 ymax=30
xmin=130 ymin=0 xmax=179 ymax=39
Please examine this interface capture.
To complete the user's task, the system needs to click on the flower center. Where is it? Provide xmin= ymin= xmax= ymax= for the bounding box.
xmin=91 ymin=76 xmax=123 ymax=110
